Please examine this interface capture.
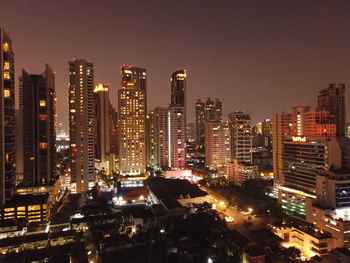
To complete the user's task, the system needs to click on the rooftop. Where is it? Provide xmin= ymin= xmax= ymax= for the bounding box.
xmin=148 ymin=177 xmax=208 ymax=200
xmin=4 ymin=194 xmax=49 ymax=207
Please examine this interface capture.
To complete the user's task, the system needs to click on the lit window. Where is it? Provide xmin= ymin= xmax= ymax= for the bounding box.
xmin=2 ymin=42 xmax=9 ymax=52
xmin=39 ymin=100 xmax=46 ymax=107
xmin=4 ymin=89 xmax=10 ymax=98
xmin=3 ymin=72 xmax=10 ymax=80
xmin=3 ymin=62 xmax=10 ymax=70
xmin=39 ymin=114 xmax=47 ymax=121
xmin=39 ymin=142 xmax=48 ymax=149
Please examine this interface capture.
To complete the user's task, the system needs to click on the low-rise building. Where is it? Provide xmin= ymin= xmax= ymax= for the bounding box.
xmin=226 ymin=160 xmax=258 ymax=186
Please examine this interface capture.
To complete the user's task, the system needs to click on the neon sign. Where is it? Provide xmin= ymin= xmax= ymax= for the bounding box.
xmin=292 ymin=136 xmax=307 ymax=142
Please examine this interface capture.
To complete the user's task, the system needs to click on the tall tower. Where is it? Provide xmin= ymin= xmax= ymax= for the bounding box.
xmin=228 ymin=111 xmax=252 ymax=163
xmin=168 ymin=106 xmax=186 ymax=168
xmin=318 ymin=84 xmax=345 ymax=137
xmin=94 ymin=83 xmax=110 ymax=173
xmin=118 ymin=66 xmax=146 ymax=175
xmin=155 ymin=107 xmax=169 ymax=169
xmin=20 ymin=64 xmax=56 ymax=186
xmin=69 ymin=59 xmax=95 ymax=193
xmin=146 ymin=110 xmax=157 ymax=167
xmin=195 ymin=99 xmax=205 ymax=148
xmin=0 ymin=28 xmax=15 ymax=204
xmin=170 ymin=70 xmax=186 ymax=108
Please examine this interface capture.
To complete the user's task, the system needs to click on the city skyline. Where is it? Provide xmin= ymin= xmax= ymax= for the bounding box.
xmin=2 ymin=0 xmax=350 ymax=129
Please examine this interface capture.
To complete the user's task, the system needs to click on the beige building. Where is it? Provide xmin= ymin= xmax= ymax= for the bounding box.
xmin=205 ymin=121 xmax=231 ymax=169
xmin=118 ymin=66 xmax=146 ymax=175
xmin=69 ymin=59 xmax=95 ymax=193
xmin=226 ymin=159 xmax=258 ymax=186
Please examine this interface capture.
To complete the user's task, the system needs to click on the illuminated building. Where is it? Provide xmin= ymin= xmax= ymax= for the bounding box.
xmin=168 ymin=106 xmax=186 ymax=168
xmin=155 ymin=107 xmax=169 ymax=169
xmin=109 ymin=104 xmax=119 ymax=173
xmin=119 ymin=66 xmax=146 ymax=175
xmin=205 ymin=121 xmax=231 ymax=169
xmin=272 ymin=112 xmax=293 ymax=187
xmin=205 ymin=97 xmax=222 ymax=122
xmin=15 ymin=109 xmax=23 ymax=185
xmin=94 ymin=83 xmax=110 ymax=173
xmin=280 ymin=136 xmax=350 ymax=217
xmin=305 ymin=170 xmax=350 ymax=248
xmin=228 ymin=111 xmax=252 ymax=163
xmin=0 ymin=28 xmax=15 ymax=204
xmin=69 ymin=59 xmax=95 ymax=193
xmin=195 ymin=99 xmax=205 ymax=148
xmin=226 ymin=160 xmax=258 ymax=186
xmin=19 ymin=64 xmax=56 ymax=186
xmin=252 ymin=119 xmax=272 ymax=148
xmin=170 ymin=69 xmax=186 ymax=108
xmin=146 ymin=110 xmax=157 ymax=167
xmin=186 ymin=123 xmax=195 ymax=143
xmin=318 ymin=84 xmax=346 ymax=137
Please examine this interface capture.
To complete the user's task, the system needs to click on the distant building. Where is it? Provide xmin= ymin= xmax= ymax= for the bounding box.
xmin=170 ymin=69 xmax=186 ymax=108
xmin=94 ymin=83 xmax=110 ymax=173
xmin=205 ymin=121 xmax=231 ymax=169
xmin=226 ymin=160 xmax=258 ymax=186
xmin=228 ymin=111 xmax=252 ymax=164
xmin=155 ymin=107 xmax=169 ymax=169
xmin=118 ymin=66 xmax=147 ymax=175
xmin=205 ymin=97 xmax=222 ymax=122
xmin=186 ymin=123 xmax=195 ymax=142
xmin=19 ymin=64 xmax=56 ymax=186
xmin=0 ymin=28 xmax=15 ymax=204
xmin=168 ymin=106 xmax=186 ymax=169
xmin=69 ymin=59 xmax=95 ymax=193
xmin=146 ymin=110 xmax=157 ymax=167
xmin=195 ymin=99 xmax=205 ymax=148
xmin=109 ymin=104 xmax=119 ymax=173
xmin=318 ymin=84 xmax=345 ymax=137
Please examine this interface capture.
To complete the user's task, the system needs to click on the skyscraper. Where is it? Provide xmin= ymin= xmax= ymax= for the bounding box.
xmin=94 ymin=83 xmax=110 ymax=173
xmin=155 ymin=107 xmax=169 ymax=169
xmin=170 ymin=70 xmax=186 ymax=108
xmin=109 ymin=104 xmax=119 ymax=173
xmin=318 ymin=84 xmax=345 ymax=137
xmin=119 ymin=66 xmax=146 ymax=175
xmin=69 ymin=59 xmax=95 ymax=193
xmin=204 ymin=121 xmax=231 ymax=169
xmin=168 ymin=106 xmax=186 ymax=168
xmin=20 ymin=64 xmax=56 ymax=186
xmin=146 ymin=110 xmax=157 ymax=167
xmin=0 ymin=28 xmax=15 ymax=204
xmin=195 ymin=99 xmax=205 ymax=148
xmin=228 ymin=111 xmax=252 ymax=163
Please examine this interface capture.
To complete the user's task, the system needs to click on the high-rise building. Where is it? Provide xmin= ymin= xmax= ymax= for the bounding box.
xmin=170 ymin=70 xmax=186 ymax=108
xmin=118 ymin=66 xmax=146 ymax=175
xmin=204 ymin=97 xmax=222 ymax=122
xmin=146 ymin=110 xmax=157 ymax=168
xmin=195 ymin=99 xmax=205 ymax=148
xmin=168 ymin=106 xmax=186 ymax=168
xmin=94 ymin=83 xmax=110 ymax=173
xmin=19 ymin=64 xmax=56 ymax=186
xmin=155 ymin=107 xmax=169 ymax=169
xmin=186 ymin=123 xmax=195 ymax=143
xmin=228 ymin=111 xmax=252 ymax=163
xmin=69 ymin=59 xmax=95 ymax=193
xmin=109 ymin=104 xmax=119 ymax=173
xmin=318 ymin=84 xmax=345 ymax=137
xmin=204 ymin=121 xmax=231 ymax=168
xmin=214 ymin=99 xmax=222 ymax=120
xmin=0 ymin=28 xmax=15 ymax=204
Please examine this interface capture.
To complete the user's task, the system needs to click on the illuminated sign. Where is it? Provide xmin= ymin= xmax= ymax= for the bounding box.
xmin=292 ymin=136 xmax=307 ymax=142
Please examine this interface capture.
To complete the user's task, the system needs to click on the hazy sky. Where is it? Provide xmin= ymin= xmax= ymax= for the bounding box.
xmin=1 ymin=0 xmax=350 ymax=130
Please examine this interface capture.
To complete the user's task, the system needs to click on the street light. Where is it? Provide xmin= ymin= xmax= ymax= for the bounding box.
xmin=248 ymin=207 xmax=253 ymax=213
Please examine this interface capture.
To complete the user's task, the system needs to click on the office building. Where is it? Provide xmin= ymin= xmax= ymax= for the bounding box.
xmin=170 ymin=70 xmax=186 ymax=108
xmin=318 ymin=84 xmax=346 ymax=137
xmin=19 ymin=64 xmax=56 ymax=186
xmin=109 ymin=104 xmax=119 ymax=173
xmin=195 ymin=99 xmax=205 ymax=148
xmin=118 ymin=66 xmax=146 ymax=175
xmin=205 ymin=97 xmax=222 ymax=122
xmin=204 ymin=121 xmax=231 ymax=169
xmin=94 ymin=83 xmax=110 ymax=173
xmin=168 ymin=106 xmax=186 ymax=169
xmin=228 ymin=111 xmax=252 ymax=163
xmin=69 ymin=59 xmax=95 ymax=193
xmin=0 ymin=28 xmax=15 ymax=204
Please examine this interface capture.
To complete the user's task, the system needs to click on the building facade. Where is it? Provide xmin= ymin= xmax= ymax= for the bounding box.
xmin=118 ymin=66 xmax=147 ymax=175
xmin=170 ymin=70 xmax=186 ymax=108
xmin=69 ymin=59 xmax=95 ymax=193
xmin=94 ymin=83 xmax=110 ymax=173
xmin=0 ymin=28 xmax=15 ymax=204
xmin=19 ymin=64 xmax=56 ymax=186
xmin=195 ymin=99 xmax=205 ymax=148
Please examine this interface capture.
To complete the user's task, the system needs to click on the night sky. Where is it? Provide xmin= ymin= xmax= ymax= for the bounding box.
xmin=2 ymin=0 xmax=350 ymax=130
